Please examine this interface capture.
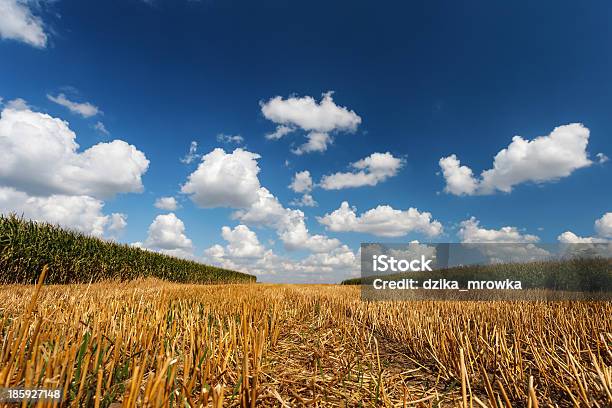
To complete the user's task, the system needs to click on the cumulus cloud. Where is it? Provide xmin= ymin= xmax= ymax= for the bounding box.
xmin=320 ymin=152 xmax=404 ymax=190
xmin=181 ymin=147 xmax=340 ymax=253
xmin=558 ymin=212 xmax=612 ymax=243
xmin=291 ymin=132 xmax=331 ymax=155
xmin=47 ymin=94 xmax=100 ymax=118
xmin=440 ymin=124 xmax=592 ymax=195
xmin=233 ymin=187 xmax=338 ymax=252
xmin=265 ymin=125 xmax=294 ymax=140
xmin=277 ymin=210 xmax=341 ymax=252
xmin=108 ymin=213 xmax=127 ymax=233
xmin=297 ymin=244 xmax=358 ymax=275
xmin=0 ymin=186 xmax=124 ymax=237
xmin=204 ymin=239 xmax=273 ymax=276
xmin=290 ymin=193 xmax=317 ymax=207
xmin=0 ymin=0 xmax=47 ymax=48
xmin=180 ymin=141 xmax=199 ymax=164
xmin=5 ymin=98 xmax=28 ymax=110
xmin=261 ymin=91 xmax=361 ymax=154
xmin=93 ymin=121 xmax=109 ymax=136
xmin=144 ymin=213 xmax=193 ymax=257
xmin=216 ymin=133 xmax=244 ymax=144
xmin=386 ymin=242 xmax=438 ymax=265
xmin=204 ymin=228 xmax=358 ymax=282
xmin=0 ymin=105 xmax=149 ymax=199
xmin=232 ymin=187 xmax=286 ymax=228
xmin=595 ymin=213 xmax=612 ymax=238
xmin=318 ymin=201 xmax=443 ymax=237
xmin=458 ymin=217 xmax=539 ymax=243
xmin=289 ymin=170 xmax=313 ymax=193
xmin=181 ymin=148 xmax=262 ymax=208
xmin=438 ymin=154 xmax=478 ymax=195
xmin=220 ymin=225 xmax=265 ymax=258
xmin=261 ymin=91 xmax=361 ymax=134
xmin=557 ymin=231 xmax=607 ymax=244
xmin=0 ymin=103 xmax=148 ymax=239
xmin=457 ymin=217 xmax=550 ymax=262
xmin=596 ymin=152 xmax=609 ymax=164
xmin=154 ymin=196 xmax=178 ymax=211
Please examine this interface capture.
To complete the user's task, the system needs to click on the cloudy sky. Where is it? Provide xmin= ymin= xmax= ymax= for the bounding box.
xmin=0 ymin=0 xmax=610 ymax=282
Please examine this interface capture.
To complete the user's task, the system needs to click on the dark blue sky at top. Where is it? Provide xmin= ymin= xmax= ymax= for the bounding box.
xmin=1 ymin=0 xmax=610 ymax=276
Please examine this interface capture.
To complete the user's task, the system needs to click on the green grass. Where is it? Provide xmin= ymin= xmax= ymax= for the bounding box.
xmin=0 ymin=214 xmax=255 ymax=284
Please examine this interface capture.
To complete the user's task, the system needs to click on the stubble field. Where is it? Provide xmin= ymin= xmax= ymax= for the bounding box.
xmin=0 ymin=278 xmax=611 ymax=407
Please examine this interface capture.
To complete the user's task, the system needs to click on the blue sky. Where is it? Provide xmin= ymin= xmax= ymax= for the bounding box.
xmin=0 ymin=0 xmax=610 ymax=282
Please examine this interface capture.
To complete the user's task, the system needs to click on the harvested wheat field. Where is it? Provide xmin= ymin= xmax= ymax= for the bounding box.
xmin=0 ymin=276 xmax=611 ymax=407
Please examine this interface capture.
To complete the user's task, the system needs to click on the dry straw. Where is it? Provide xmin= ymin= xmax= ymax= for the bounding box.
xmin=0 ymin=269 xmax=610 ymax=406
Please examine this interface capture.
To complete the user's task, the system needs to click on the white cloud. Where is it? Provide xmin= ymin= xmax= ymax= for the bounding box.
xmin=457 ymin=217 xmax=549 ymax=263
xmin=290 ymin=193 xmax=317 ymax=207
xmin=220 ymin=225 xmax=265 ymax=258
xmin=181 ymin=148 xmax=262 ymax=208
xmin=265 ymin=125 xmax=294 ymax=140
xmin=386 ymin=243 xmax=438 ymax=265
xmin=160 ymin=248 xmax=197 ymax=259
xmin=0 ymin=105 xmax=149 ymax=199
xmin=440 ymin=124 xmax=592 ymax=195
xmin=94 ymin=121 xmax=109 ymax=136
xmin=289 ymin=170 xmax=313 ymax=193
xmin=154 ymin=196 xmax=178 ymax=211
xmin=182 ymin=147 xmax=342 ymax=254
xmin=320 ymin=152 xmax=404 ymax=190
xmin=596 ymin=152 xmax=609 ymax=164
xmin=233 ymin=187 xmax=338 ymax=252
xmin=232 ymin=187 xmax=287 ymax=228
xmin=557 ymin=231 xmax=607 ymax=244
xmin=144 ymin=213 xmax=193 ymax=252
xmin=0 ymin=186 xmax=124 ymax=237
xmin=261 ymin=91 xmax=361 ymax=133
xmin=288 ymin=171 xmax=317 ymax=207
xmin=0 ymin=103 xmax=146 ymax=239
xmin=297 ymin=244 xmax=357 ymax=274
xmin=318 ymin=201 xmax=443 ymax=237
xmin=6 ymin=98 xmax=28 ymax=110
xmin=458 ymin=217 xmax=539 ymax=243
xmin=47 ymin=93 xmax=100 ymax=118
xmin=438 ymin=154 xmax=478 ymax=195
xmin=595 ymin=213 xmax=612 ymax=238
xmin=261 ymin=91 xmax=361 ymax=154
xmin=204 ymin=241 xmax=274 ymax=276
xmin=291 ymin=132 xmax=331 ymax=154
xmin=180 ymin=141 xmax=199 ymax=164
xmin=203 ymin=244 xmax=225 ymax=259
xmin=108 ymin=213 xmax=127 ymax=233
xmin=0 ymin=0 xmax=47 ymax=48
xmin=558 ymin=212 xmax=612 ymax=243
xmin=204 ymin=228 xmax=358 ymax=281
xmin=277 ymin=210 xmax=341 ymax=252
xmin=216 ymin=133 xmax=244 ymax=144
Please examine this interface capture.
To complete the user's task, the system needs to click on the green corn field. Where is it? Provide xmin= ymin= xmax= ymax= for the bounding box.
xmin=0 ymin=214 xmax=255 ymax=284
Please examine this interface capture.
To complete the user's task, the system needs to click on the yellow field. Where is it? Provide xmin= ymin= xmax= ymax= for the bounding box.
xmin=0 ymin=278 xmax=610 ymax=407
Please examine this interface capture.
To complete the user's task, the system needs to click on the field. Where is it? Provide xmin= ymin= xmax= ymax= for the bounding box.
xmin=0 ymin=215 xmax=254 ymax=285
xmin=1 ymin=218 xmax=611 ymax=406
xmin=1 ymin=274 xmax=611 ymax=407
